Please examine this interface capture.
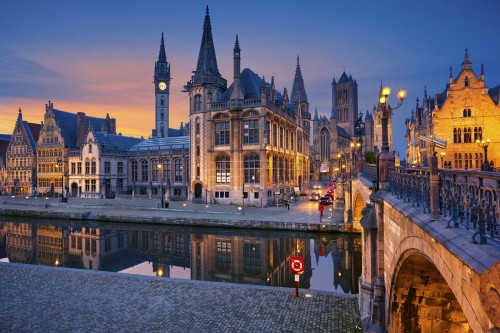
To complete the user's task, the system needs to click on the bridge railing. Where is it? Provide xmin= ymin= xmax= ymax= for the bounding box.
xmin=388 ymin=166 xmax=500 ymax=244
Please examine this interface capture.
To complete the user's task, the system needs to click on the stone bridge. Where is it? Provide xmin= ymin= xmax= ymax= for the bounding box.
xmin=353 ymin=164 xmax=500 ymax=332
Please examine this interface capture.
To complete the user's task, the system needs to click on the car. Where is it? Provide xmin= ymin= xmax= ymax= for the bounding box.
xmin=319 ymin=196 xmax=332 ymax=205
xmin=309 ymin=192 xmax=320 ymax=201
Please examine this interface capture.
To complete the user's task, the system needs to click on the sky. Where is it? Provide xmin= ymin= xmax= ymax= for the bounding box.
xmin=1 ymin=0 xmax=500 ymax=155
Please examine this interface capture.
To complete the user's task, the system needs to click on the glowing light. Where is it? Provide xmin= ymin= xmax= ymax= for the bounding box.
xmin=382 ymin=87 xmax=391 ymax=96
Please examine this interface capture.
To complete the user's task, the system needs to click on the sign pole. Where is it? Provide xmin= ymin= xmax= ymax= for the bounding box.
xmin=295 ymin=274 xmax=299 ymax=297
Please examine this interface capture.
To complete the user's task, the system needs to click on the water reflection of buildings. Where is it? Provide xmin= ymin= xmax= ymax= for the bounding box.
xmin=314 ymin=234 xmax=362 ymax=293
xmin=191 ymin=235 xmax=311 ymax=289
xmin=0 ymin=221 xmax=321 ymax=290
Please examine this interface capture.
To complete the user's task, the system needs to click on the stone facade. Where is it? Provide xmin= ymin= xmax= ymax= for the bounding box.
xmin=0 ymin=134 xmax=11 ymax=195
xmin=67 ymin=129 xmax=142 ymax=198
xmin=127 ymin=136 xmax=190 ymax=201
xmin=406 ymin=50 xmax=500 ymax=169
xmin=36 ymin=101 xmax=116 ymax=196
xmin=185 ymin=8 xmax=310 ymax=206
xmin=5 ymin=109 xmax=41 ymax=195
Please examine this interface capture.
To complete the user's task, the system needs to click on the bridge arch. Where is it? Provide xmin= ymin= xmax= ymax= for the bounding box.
xmin=387 ymin=234 xmax=483 ymax=332
xmin=389 ymin=250 xmax=470 ymax=332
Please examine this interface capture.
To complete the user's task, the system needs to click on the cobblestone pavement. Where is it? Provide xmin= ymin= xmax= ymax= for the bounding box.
xmin=0 ymin=263 xmax=362 ymax=333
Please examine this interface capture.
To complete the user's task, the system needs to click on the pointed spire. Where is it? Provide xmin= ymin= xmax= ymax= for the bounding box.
xmin=230 ymin=34 xmax=243 ymax=101
xmin=481 ymin=64 xmax=485 ymax=81
xmin=196 ymin=6 xmax=220 ymax=75
xmin=332 ymin=77 xmax=336 ymax=85
xmin=17 ymin=107 xmax=23 ymax=122
xmin=461 ymin=48 xmax=472 ymax=70
xmin=449 ymin=67 xmax=453 ymax=83
xmin=158 ymin=32 xmax=167 ymax=63
xmin=314 ymin=107 xmax=319 ymax=121
xmin=291 ymin=55 xmax=308 ymax=103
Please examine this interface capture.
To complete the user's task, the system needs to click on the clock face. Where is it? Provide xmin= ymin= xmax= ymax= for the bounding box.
xmin=158 ymin=82 xmax=167 ymax=90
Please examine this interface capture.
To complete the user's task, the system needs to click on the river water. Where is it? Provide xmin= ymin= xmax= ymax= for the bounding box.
xmin=0 ymin=217 xmax=362 ymax=294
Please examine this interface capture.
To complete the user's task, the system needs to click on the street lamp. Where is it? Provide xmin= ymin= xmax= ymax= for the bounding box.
xmin=377 ymin=86 xmax=406 ymax=189
xmin=476 ymin=138 xmax=492 ymax=171
xmin=439 ymin=152 xmax=446 ymax=168
xmin=55 ymin=159 xmax=64 ymax=201
xmin=157 ymin=161 xmax=163 ymax=207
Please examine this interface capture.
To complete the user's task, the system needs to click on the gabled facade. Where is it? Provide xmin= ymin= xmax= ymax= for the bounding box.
xmin=185 ymin=7 xmax=310 ymax=206
xmin=36 ymin=101 xmax=117 ymax=196
xmin=407 ymin=50 xmax=500 ymax=170
xmin=67 ymin=129 xmax=142 ymax=198
xmin=5 ymin=108 xmax=41 ymax=195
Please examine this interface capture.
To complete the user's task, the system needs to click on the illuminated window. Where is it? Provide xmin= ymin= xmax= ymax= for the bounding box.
xmin=216 ymin=156 xmax=230 ymax=184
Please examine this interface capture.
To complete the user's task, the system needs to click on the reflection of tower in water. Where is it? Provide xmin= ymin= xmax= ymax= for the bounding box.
xmin=314 ymin=234 xmax=362 ymax=293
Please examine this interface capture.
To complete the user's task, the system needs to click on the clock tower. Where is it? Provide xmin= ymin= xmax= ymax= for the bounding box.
xmin=153 ymin=32 xmax=171 ymax=138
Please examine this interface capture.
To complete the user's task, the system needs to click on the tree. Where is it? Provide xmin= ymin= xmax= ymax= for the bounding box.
xmin=365 ymin=151 xmax=376 ymax=164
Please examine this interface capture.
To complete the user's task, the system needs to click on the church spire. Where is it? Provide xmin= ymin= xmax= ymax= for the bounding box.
xmin=158 ymin=32 xmax=167 ymax=63
xmin=314 ymin=107 xmax=319 ymax=121
xmin=291 ymin=55 xmax=308 ymax=103
xmin=185 ymin=6 xmax=226 ymax=92
xmin=196 ymin=6 xmax=220 ymax=76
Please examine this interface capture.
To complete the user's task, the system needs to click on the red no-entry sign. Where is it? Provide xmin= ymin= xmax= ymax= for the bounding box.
xmin=290 ymin=256 xmax=304 ymax=275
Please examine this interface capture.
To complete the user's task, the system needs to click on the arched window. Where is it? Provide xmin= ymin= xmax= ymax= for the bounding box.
xmin=216 ymin=156 xmax=230 ymax=184
xmin=465 ymin=76 xmax=469 ymax=87
xmin=474 ymin=127 xmax=482 ymax=141
xmin=320 ymin=128 xmax=330 ymax=162
xmin=194 ymin=95 xmax=201 ymax=111
xmin=244 ymin=154 xmax=260 ymax=183
xmin=163 ymin=160 xmax=170 ymax=183
xmin=464 ymin=128 xmax=472 ymax=143
xmin=161 ymin=109 xmax=164 ymax=120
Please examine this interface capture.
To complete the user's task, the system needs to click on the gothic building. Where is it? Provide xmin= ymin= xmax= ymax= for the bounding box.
xmin=185 ymin=7 xmax=311 ymax=206
xmin=152 ymin=33 xmax=171 ymax=138
xmin=36 ymin=101 xmax=116 ymax=196
xmin=312 ymin=72 xmax=374 ymax=181
xmin=406 ymin=50 xmax=500 ymax=170
xmin=5 ymin=109 xmax=41 ymax=195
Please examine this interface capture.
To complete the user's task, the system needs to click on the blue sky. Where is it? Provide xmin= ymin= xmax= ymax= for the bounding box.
xmin=1 ymin=0 xmax=500 ymax=155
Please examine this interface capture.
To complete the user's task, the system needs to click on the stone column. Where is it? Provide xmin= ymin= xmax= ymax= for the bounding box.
xmin=429 ymin=154 xmax=440 ymax=221
xmin=378 ymin=151 xmax=394 ymax=191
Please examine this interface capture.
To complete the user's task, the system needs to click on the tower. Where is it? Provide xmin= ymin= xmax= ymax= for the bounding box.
xmin=185 ymin=6 xmax=227 ymax=200
xmin=153 ymin=33 xmax=171 ymax=138
xmin=331 ymin=71 xmax=358 ymax=137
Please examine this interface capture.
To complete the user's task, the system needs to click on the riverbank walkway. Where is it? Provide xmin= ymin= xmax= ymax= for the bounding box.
xmin=0 ymin=262 xmax=361 ymax=332
xmin=0 ymin=195 xmax=348 ymax=232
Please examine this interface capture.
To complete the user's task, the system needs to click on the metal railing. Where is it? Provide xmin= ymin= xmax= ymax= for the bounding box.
xmin=386 ymin=166 xmax=499 ymax=244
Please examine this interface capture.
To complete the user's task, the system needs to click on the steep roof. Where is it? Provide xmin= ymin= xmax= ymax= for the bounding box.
xmin=94 ymin=132 xmax=143 ymax=151
xmin=338 ymin=72 xmax=350 ymax=84
xmin=195 ymin=6 xmax=220 ymax=76
xmin=23 ymin=121 xmax=40 ymax=151
xmin=53 ymin=109 xmax=111 ymax=147
xmin=337 ymin=126 xmax=350 ymax=139
xmin=220 ymin=68 xmax=265 ymax=101
xmin=0 ymin=135 xmax=11 ymax=160
xmin=489 ymin=84 xmax=500 ymax=105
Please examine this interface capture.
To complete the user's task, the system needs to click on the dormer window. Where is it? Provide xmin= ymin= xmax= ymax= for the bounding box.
xmin=465 ymin=76 xmax=469 ymax=87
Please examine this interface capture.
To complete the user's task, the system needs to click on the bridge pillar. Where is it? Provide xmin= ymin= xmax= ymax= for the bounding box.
xmin=378 ymin=151 xmax=394 ymax=191
xmin=429 ymin=154 xmax=440 ymax=220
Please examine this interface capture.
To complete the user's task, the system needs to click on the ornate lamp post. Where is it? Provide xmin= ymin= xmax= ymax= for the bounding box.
xmin=476 ymin=138 xmax=492 ymax=171
xmin=440 ymin=152 xmax=446 ymax=168
xmin=377 ymin=87 xmax=406 ymax=189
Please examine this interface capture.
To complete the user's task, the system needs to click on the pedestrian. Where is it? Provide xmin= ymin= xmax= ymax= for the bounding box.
xmin=287 ymin=202 xmax=290 ymax=210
